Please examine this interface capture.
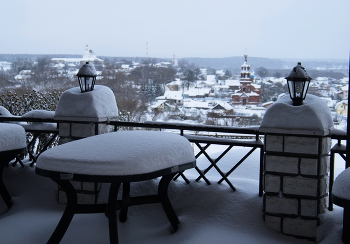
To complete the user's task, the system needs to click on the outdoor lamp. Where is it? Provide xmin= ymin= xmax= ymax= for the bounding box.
xmin=286 ymin=62 xmax=312 ymax=106
xmin=77 ymin=62 xmax=97 ymax=93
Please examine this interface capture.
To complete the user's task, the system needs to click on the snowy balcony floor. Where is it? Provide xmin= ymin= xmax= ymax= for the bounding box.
xmin=0 ymin=145 xmax=346 ymax=244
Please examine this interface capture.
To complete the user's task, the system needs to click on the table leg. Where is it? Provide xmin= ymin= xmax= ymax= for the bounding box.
xmin=0 ymin=156 xmax=16 ymax=209
xmin=47 ymin=179 xmax=77 ymax=244
xmin=158 ymin=173 xmax=179 ymax=231
xmin=108 ymin=181 xmax=121 ymax=244
xmin=119 ymin=182 xmax=130 ymax=222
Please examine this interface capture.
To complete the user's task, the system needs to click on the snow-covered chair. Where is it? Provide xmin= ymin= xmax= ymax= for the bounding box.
xmin=21 ymin=110 xmax=58 ymax=166
xmin=35 ymin=131 xmax=196 ymax=244
xmin=0 ymin=123 xmax=27 ymax=209
xmin=332 ymin=167 xmax=350 ymax=243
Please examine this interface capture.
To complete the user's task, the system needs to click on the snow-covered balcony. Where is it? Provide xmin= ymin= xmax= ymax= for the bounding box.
xmin=0 ymin=85 xmax=347 ymax=243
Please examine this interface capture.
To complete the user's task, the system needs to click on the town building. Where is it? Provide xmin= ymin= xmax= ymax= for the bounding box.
xmin=232 ymin=54 xmax=262 ymax=105
xmin=51 ymin=45 xmax=104 ymax=69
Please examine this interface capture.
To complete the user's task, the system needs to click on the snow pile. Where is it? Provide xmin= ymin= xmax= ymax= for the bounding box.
xmin=54 ymin=85 xmax=118 ymax=122
xmin=0 ymin=123 xmax=27 ymax=151
xmin=22 ymin=110 xmax=55 ymax=119
xmin=260 ymin=95 xmax=333 ymax=135
xmin=0 ymin=106 xmax=15 ymax=117
xmin=36 ymin=131 xmax=195 ymax=175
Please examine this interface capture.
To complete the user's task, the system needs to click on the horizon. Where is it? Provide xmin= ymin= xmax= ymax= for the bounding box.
xmin=1 ymin=0 xmax=349 ymax=61
xmin=0 ymin=53 xmax=348 ymax=63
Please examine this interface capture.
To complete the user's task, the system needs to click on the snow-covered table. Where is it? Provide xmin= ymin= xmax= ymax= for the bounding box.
xmin=332 ymin=168 xmax=350 ymax=243
xmin=35 ymin=131 xmax=196 ymax=244
xmin=0 ymin=123 xmax=27 ymax=209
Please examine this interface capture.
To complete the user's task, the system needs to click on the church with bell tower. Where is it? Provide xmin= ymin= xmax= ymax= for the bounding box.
xmin=231 ymin=53 xmax=262 ymax=106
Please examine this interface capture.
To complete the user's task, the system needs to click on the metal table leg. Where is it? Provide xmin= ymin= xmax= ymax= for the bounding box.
xmin=47 ymin=179 xmax=77 ymax=244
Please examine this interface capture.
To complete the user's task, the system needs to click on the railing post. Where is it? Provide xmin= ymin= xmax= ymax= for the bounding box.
xmin=260 ymin=94 xmax=333 ymax=241
xmin=53 ymin=85 xmax=119 ymax=204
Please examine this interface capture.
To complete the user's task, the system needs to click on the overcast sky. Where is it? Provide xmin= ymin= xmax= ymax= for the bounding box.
xmin=1 ymin=0 xmax=349 ymax=60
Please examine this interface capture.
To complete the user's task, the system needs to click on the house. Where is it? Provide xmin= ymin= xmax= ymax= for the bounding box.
xmin=0 ymin=61 xmax=12 ymax=71
xmin=166 ymin=79 xmax=182 ymax=91
xmin=224 ymin=79 xmax=240 ymax=90
xmin=14 ymin=70 xmax=32 ymax=81
xmin=183 ymin=101 xmax=210 ymax=110
xmin=151 ymin=100 xmax=176 ymax=112
xmin=183 ymin=88 xmax=211 ymax=98
xmin=335 ymin=101 xmax=348 ymax=117
xmin=156 ymin=91 xmax=183 ymax=105
xmin=212 ymin=102 xmax=234 ymax=113
xmin=341 ymin=85 xmax=348 ymax=99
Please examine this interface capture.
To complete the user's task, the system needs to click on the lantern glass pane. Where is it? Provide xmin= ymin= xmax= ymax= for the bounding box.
xmin=85 ymin=77 xmax=93 ymax=91
xmin=288 ymin=80 xmax=295 ymax=97
xmin=294 ymin=81 xmax=305 ymax=98
xmin=302 ymin=80 xmax=310 ymax=99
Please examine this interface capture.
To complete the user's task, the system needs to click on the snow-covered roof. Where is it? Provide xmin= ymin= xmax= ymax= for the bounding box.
xmin=151 ymin=100 xmax=167 ymax=108
xmin=335 ymin=100 xmax=348 ymax=108
xmin=213 ymin=102 xmax=233 ymax=110
xmin=183 ymin=88 xmax=211 ymax=97
xmin=206 ymin=75 xmax=216 ymax=83
xmin=164 ymin=91 xmax=183 ymax=100
xmin=183 ymin=101 xmax=210 ymax=109
xmin=166 ymin=78 xmax=182 ymax=86
xmin=225 ymin=80 xmax=240 ymax=86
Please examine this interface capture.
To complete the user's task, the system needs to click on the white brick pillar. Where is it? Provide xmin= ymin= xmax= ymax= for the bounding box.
xmin=54 ymin=85 xmax=119 ymax=204
xmin=260 ymin=94 xmax=333 ymax=241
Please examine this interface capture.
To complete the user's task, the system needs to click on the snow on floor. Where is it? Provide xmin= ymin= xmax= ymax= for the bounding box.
xmin=0 ymin=145 xmax=346 ymax=244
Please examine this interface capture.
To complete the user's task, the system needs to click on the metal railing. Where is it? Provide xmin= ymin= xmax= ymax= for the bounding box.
xmin=0 ymin=116 xmax=347 ymax=196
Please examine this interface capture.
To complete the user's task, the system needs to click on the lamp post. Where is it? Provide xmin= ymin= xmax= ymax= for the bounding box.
xmin=77 ymin=62 xmax=97 ymax=93
xmin=286 ymin=62 xmax=312 ymax=106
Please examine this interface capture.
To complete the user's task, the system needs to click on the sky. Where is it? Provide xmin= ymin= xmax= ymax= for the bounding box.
xmin=1 ymin=0 xmax=349 ymax=60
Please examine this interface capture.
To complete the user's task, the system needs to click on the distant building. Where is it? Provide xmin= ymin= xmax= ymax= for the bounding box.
xmin=156 ymin=91 xmax=183 ymax=105
xmin=172 ymin=54 xmax=178 ymax=66
xmin=232 ymin=53 xmax=262 ymax=105
xmin=14 ymin=70 xmax=32 ymax=81
xmin=335 ymin=101 xmax=348 ymax=117
xmin=51 ymin=45 xmax=104 ymax=69
xmin=212 ymin=102 xmax=234 ymax=113
xmin=151 ymin=100 xmax=176 ymax=112
xmin=183 ymin=88 xmax=211 ymax=99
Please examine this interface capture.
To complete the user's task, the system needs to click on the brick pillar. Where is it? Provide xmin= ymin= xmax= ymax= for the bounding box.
xmin=54 ymin=85 xmax=119 ymax=204
xmin=260 ymin=95 xmax=333 ymax=241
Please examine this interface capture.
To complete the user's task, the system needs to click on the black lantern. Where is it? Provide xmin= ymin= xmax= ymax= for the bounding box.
xmin=77 ymin=62 xmax=97 ymax=92
xmin=286 ymin=62 xmax=312 ymax=106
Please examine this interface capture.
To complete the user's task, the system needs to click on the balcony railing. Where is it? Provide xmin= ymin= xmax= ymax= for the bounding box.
xmin=0 ymin=116 xmax=347 ymax=198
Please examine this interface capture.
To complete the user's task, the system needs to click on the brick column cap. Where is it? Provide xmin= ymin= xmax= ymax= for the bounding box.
xmin=54 ymin=85 xmax=118 ymax=122
xmin=260 ymin=94 xmax=333 ymax=136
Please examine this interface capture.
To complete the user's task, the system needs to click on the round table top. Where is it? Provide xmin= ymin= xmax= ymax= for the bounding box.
xmin=332 ymin=167 xmax=350 ymax=207
xmin=36 ymin=131 xmax=196 ymax=179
